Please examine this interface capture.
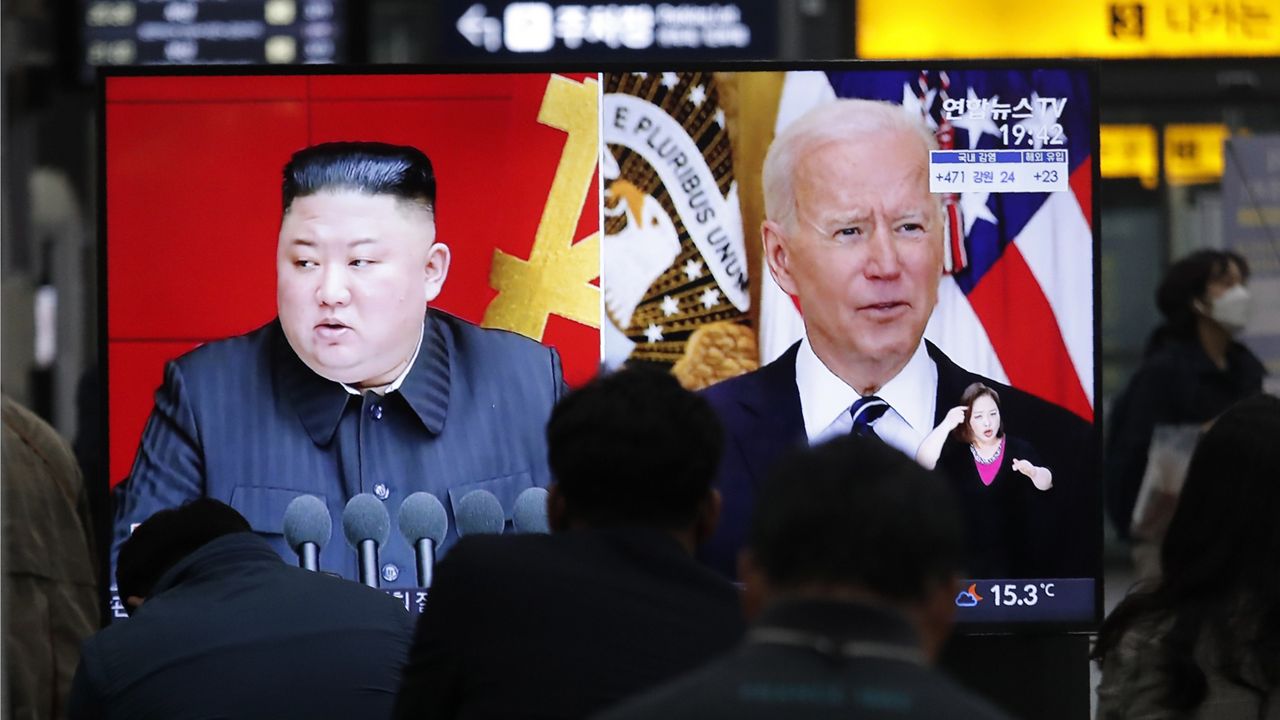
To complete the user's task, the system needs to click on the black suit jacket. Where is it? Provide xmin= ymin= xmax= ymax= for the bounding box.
xmin=69 ymin=533 xmax=412 ymax=720
xmin=700 ymin=341 xmax=1097 ymax=580
xmin=394 ymin=528 xmax=745 ymax=720
xmin=598 ymin=599 xmax=1012 ymax=720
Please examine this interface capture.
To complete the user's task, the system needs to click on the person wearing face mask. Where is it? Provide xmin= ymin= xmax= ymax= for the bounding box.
xmin=1104 ymin=249 xmax=1265 ymax=541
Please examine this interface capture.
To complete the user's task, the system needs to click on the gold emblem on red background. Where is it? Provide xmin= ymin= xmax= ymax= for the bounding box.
xmin=484 ymin=75 xmax=601 ymax=340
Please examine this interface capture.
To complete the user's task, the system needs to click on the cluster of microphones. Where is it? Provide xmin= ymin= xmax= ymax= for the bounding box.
xmin=281 ymin=487 xmax=550 ymax=589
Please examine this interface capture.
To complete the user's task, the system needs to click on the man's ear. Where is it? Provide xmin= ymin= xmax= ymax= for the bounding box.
xmin=423 ymin=241 xmax=451 ymax=303
xmin=693 ymin=489 xmax=722 ymax=547
xmin=761 ymin=220 xmax=798 ymax=296
xmin=737 ymin=550 xmax=770 ymax=622
xmin=546 ymin=483 xmax=570 ymax=533
xmin=916 ymin=575 xmax=959 ymax=663
xmin=125 ymin=596 xmax=146 ymax=613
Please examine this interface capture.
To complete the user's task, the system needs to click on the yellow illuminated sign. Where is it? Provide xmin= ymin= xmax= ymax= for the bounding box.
xmin=1099 ymin=124 xmax=1232 ymax=187
xmin=1100 ymin=125 xmax=1159 ymax=188
xmin=858 ymin=0 xmax=1280 ymax=59
xmin=1164 ymin=124 xmax=1230 ymax=185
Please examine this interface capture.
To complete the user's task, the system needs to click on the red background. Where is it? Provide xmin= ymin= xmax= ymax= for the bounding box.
xmin=106 ymin=72 xmax=601 ymax=487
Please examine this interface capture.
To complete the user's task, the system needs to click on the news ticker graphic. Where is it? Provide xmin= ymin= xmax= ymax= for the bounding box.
xmin=929 ymin=150 xmax=1070 ymax=194
xmin=389 ymin=589 xmax=430 ymax=615
xmin=114 ymin=578 xmax=1094 ymax=621
xmin=952 ymin=578 xmax=1094 ymax=624
xmin=111 ymin=588 xmax=431 ymax=619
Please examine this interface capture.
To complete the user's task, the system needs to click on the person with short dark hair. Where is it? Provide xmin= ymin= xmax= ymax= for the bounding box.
xmin=113 ymin=141 xmax=566 ymax=588
xmin=1105 ymin=249 xmax=1265 ymax=538
xmin=600 ymin=435 xmax=1011 ymax=720
xmin=70 ymin=499 xmax=413 ymax=720
xmin=393 ymin=368 xmax=745 ymax=720
xmin=113 ymin=498 xmax=251 ymax=611
xmin=1095 ymin=394 xmax=1280 ymax=718
xmin=544 ymin=366 xmax=723 ymax=532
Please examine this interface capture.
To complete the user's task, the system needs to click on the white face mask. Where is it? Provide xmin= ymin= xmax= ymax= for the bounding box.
xmin=1205 ymin=284 xmax=1251 ymax=336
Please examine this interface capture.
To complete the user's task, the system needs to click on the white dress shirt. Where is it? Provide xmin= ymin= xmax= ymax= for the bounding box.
xmin=340 ymin=324 xmax=425 ymax=397
xmin=795 ymin=336 xmax=939 ymax=459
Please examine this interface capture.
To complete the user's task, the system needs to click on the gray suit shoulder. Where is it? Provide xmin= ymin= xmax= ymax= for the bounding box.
xmin=170 ymin=320 xmax=277 ymax=380
xmin=434 ymin=312 xmax=555 ymax=361
xmin=432 ymin=311 xmax=562 ymax=390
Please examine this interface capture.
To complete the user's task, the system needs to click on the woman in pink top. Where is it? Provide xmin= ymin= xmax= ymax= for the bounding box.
xmin=917 ymin=382 xmax=1053 ymax=577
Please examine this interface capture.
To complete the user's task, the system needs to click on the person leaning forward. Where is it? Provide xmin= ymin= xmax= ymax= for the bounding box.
xmin=72 ymin=499 xmax=411 ymax=720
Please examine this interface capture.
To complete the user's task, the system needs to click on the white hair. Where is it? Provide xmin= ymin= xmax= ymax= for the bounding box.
xmin=762 ymin=99 xmax=940 ymax=232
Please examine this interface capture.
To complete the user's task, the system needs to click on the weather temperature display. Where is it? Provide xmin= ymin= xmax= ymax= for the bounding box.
xmin=953 ymin=578 xmax=1094 ymax=624
xmin=988 ymin=582 xmax=1055 ymax=606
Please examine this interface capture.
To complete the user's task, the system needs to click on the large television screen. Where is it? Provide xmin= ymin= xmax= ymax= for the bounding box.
xmin=102 ymin=64 xmax=1099 ymax=630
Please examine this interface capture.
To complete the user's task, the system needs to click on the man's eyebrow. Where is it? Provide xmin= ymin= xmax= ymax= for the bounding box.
xmin=285 ymin=238 xmax=380 ymax=248
xmin=819 ymin=209 xmax=872 ymax=226
xmin=891 ymin=208 xmax=931 ymax=222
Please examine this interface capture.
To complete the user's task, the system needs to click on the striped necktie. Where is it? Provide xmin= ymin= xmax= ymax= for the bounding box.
xmin=849 ymin=395 xmax=890 ymax=438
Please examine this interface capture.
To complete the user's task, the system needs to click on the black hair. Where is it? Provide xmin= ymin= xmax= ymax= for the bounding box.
xmin=1146 ymin=249 xmax=1250 ymax=355
xmin=116 ymin=498 xmax=252 ymax=608
xmin=281 ymin=141 xmax=437 ymax=216
xmin=748 ymin=434 xmax=965 ymax=602
xmin=1094 ymin=394 xmax=1280 ymax=711
xmin=955 ymin=382 xmax=1004 ymax=444
xmin=546 ymin=368 xmax=722 ymax=529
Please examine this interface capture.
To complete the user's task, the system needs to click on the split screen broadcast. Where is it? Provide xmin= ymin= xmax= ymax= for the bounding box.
xmin=104 ymin=66 xmax=1100 ymax=629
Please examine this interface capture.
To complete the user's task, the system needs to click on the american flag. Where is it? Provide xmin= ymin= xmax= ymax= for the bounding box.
xmin=759 ymin=69 xmax=1095 ymax=422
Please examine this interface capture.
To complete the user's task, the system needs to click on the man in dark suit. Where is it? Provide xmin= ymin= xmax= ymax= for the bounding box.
xmin=393 ymin=369 xmax=745 ymax=720
xmin=700 ymin=99 xmax=1094 ymax=581
xmin=70 ymin=499 xmax=412 ymax=720
xmin=114 ymin=142 xmax=564 ymax=588
xmin=601 ymin=435 xmax=1012 ymax=720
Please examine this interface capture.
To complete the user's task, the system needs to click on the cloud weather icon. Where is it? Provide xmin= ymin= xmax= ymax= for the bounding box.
xmin=954 ymin=583 xmax=985 ymax=608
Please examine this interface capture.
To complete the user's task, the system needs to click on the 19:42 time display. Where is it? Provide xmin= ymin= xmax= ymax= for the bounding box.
xmin=989 ymin=582 xmax=1056 ymax=607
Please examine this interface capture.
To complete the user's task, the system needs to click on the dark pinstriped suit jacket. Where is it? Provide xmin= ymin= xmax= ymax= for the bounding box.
xmin=112 ymin=311 xmax=565 ymax=589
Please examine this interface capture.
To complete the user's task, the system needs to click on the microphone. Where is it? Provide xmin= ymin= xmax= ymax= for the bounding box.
xmin=397 ymin=492 xmax=448 ymax=588
xmin=342 ymin=493 xmax=390 ymax=588
xmin=454 ymin=490 xmax=506 ymax=537
xmin=512 ymin=487 xmax=550 ymax=534
xmin=282 ymin=494 xmax=331 ymax=571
